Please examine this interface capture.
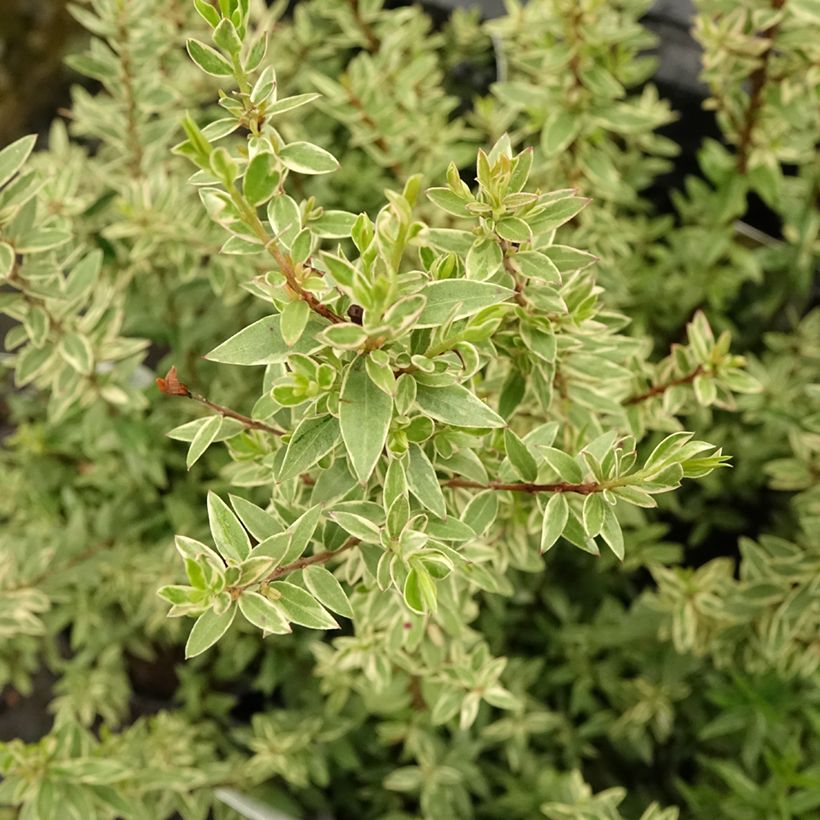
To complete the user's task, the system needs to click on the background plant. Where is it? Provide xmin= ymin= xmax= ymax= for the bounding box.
xmin=0 ymin=1 xmax=817 ymax=818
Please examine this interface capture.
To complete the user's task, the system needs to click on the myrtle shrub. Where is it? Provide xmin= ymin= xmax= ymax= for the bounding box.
xmin=0 ymin=1 xmax=817 ymax=818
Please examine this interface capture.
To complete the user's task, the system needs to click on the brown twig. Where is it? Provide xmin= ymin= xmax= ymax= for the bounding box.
xmin=345 ymin=0 xmax=380 ymax=51
xmin=156 ymin=366 xmax=284 ymax=435
xmin=499 ymin=238 xmax=529 ymax=308
xmin=736 ymin=0 xmax=786 ymax=174
xmin=115 ymin=6 xmax=144 ymax=178
xmin=443 ymin=478 xmax=602 ymax=495
xmin=622 ymin=365 xmax=704 ymax=406
xmin=231 ymin=190 xmax=345 ymax=324
xmin=263 ymin=538 xmax=359 ymax=584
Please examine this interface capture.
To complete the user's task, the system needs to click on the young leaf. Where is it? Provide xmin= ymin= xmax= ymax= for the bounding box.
xmin=238 ymin=591 xmax=291 ymax=634
xmin=415 ymin=384 xmax=505 ymax=429
xmin=244 ymin=152 xmax=279 ymax=205
xmin=280 ymin=299 xmax=310 ymax=347
xmin=340 ymin=359 xmax=393 ymax=483
xmin=302 ymin=565 xmax=354 ymax=618
xmin=186 ymin=39 xmax=233 ymax=76
xmin=185 ymin=605 xmax=236 ymax=658
xmin=403 ymin=567 xmax=436 ymax=614
xmin=540 ymin=493 xmax=569 ymax=553
xmin=207 ymin=491 xmax=251 ymax=562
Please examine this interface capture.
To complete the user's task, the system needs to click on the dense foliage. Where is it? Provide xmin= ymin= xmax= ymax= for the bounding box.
xmin=0 ymin=1 xmax=817 ymax=818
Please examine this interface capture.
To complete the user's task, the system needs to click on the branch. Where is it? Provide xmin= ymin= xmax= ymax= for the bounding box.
xmin=622 ymin=365 xmax=704 ymax=406
xmin=230 ymin=189 xmax=345 ymax=324
xmin=263 ymin=538 xmax=359 ymax=584
xmin=736 ymin=0 xmax=786 ymax=174
xmin=499 ymin=238 xmax=529 ymax=308
xmin=443 ymin=478 xmax=602 ymax=495
xmin=345 ymin=0 xmax=380 ymax=51
xmin=156 ymin=366 xmax=284 ymax=435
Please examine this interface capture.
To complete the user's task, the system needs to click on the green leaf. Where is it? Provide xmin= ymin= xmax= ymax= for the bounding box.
xmin=340 ymin=359 xmax=393 ymax=482
xmin=462 ymin=490 xmax=498 ymax=535
xmin=238 ymin=591 xmax=291 ymax=634
xmin=322 ymin=252 xmax=357 ymax=288
xmin=600 ymin=507 xmax=624 ymax=560
xmin=205 ymin=314 xmax=324 ymax=365
xmin=541 ymin=244 xmax=597 ymax=273
xmin=193 ymin=0 xmax=220 ymax=26
xmin=495 ymin=216 xmax=531 ymax=243
xmin=415 ymin=384 xmax=505 ymax=428
xmin=280 ymin=299 xmax=310 ymax=347
xmin=541 ymin=109 xmax=580 ymax=155
xmin=319 ymin=323 xmax=368 ymax=350
xmin=540 ymin=493 xmax=569 ymax=553
xmin=249 ymin=532 xmax=291 ymax=564
xmin=15 ymin=344 xmax=53 ymax=386
xmin=403 ymin=567 xmax=436 ymax=614
xmin=243 ymin=152 xmax=279 ymax=205
xmin=311 ymin=209 xmax=357 ymax=239
xmin=15 ymin=228 xmax=71 ymax=253
xmin=504 ymin=429 xmax=538 ymax=481
xmin=279 ymin=141 xmax=339 ymax=175
xmin=540 ymin=446 xmax=584 ymax=483
xmin=426 ymin=187 xmax=470 ymax=217
xmin=58 ymin=333 xmax=93 ymax=375
xmin=213 ymin=18 xmax=242 ymax=54
xmin=693 ymin=373 xmax=717 ymax=406
xmin=513 ymin=251 xmax=561 ymax=284
xmin=0 ymin=242 xmax=14 ymax=281
xmin=186 ymin=38 xmax=233 ymax=76
xmin=268 ymin=92 xmax=321 ymax=116
xmin=407 ymin=444 xmax=446 ymax=518
xmin=302 ymin=565 xmax=353 ymax=618
xmin=528 ymin=196 xmax=589 ymax=235
xmin=271 ymin=581 xmax=339 ymax=629
xmin=279 ymin=414 xmax=341 ymax=480
xmin=229 ymin=495 xmax=282 ymax=541
xmin=187 ymin=414 xmax=221 ymax=469
xmin=185 ymin=605 xmax=236 ymax=658
xmin=280 ymin=504 xmax=322 ymax=565
xmin=0 ymin=134 xmax=36 ymax=188
xmin=466 ymin=237 xmax=504 ymax=280
xmin=330 ymin=510 xmax=381 ymax=542
xmin=415 ymin=280 xmax=512 ymax=327
xmin=207 ymin=491 xmax=251 ymax=562
xmin=582 ymin=493 xmax=605 ymax=538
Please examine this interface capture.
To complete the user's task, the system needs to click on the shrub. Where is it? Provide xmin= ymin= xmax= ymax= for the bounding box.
xmin=0 ymin=1 xmax=817 ymax=818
